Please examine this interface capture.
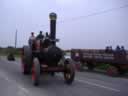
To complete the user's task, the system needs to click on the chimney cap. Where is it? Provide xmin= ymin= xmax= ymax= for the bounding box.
xmin=49 ymin=12 xmax=57 ymax=20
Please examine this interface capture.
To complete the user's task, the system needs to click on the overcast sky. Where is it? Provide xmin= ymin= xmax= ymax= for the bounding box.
xmin=0 ymin=0 xmax=128 ymax=49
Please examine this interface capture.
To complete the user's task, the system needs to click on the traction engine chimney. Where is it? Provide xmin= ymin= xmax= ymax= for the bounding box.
xmin=49 ymin=12 xmax=57 ymax=45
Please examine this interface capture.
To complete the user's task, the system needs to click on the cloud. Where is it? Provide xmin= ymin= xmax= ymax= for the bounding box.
xmin=55 ymin=0 xmax=80 ymax=6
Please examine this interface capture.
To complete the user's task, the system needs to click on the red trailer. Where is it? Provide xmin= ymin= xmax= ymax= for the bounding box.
xmin=71 ymin=48 xmax=128 ymax=76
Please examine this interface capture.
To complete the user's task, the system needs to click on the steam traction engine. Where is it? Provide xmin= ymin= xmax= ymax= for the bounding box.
xmin=21 ymin=13 xmax=75 ymax=86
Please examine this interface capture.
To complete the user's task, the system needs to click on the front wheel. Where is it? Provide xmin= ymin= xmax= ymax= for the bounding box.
xmin=32 ymin=58 xmax=40 ymax=86
xmin=64 ymin=59 xmax=75 ymax=85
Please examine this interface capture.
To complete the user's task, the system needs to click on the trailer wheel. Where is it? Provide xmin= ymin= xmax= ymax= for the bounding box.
xmin=87 ymin=62 xmax=95 ymax=70
xmin=21 ymin=46 xmax=32 ymax=75
xmin=118 ymin=67 xmax=126 ymax=75
xmin=107 ymin=66 xmax=119 ymax=77
xmin=64 ymin=59 xmax=75 ymax=85
xmin=50 ymin=72 xmax=55 ymax=77
xmin=32 ymin=58 xmax=40 ymax=86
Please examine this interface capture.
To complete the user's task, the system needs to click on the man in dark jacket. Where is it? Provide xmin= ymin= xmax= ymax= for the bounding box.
xmin=36 ymin=31 xmax=44 ymax=40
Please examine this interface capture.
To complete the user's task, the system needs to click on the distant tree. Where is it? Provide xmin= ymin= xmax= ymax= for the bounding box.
xmin=0 ymin=46 xmax=2 ymax=49
xmin=7 ymin=46 xmax=14 ymax=49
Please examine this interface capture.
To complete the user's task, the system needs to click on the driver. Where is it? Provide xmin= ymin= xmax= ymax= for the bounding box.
xmin=28 ymin=32 xmax=35 ymax=47
xmin=36 ymin=31 xmax=44 ymax=40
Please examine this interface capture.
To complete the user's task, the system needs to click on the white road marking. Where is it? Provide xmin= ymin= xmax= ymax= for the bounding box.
xmin=0 ymin=71 xmax=11 ymax=82
xmin=18 ymin=85 xmax=30 ymax=94
xmin=77 ymin=79 xmax=120 ymax=92
xmin=12 ymin=61 xmax=20 ymax=65
xmin=18 ymin=91 xmax=27 ymax=96
xmin=0 ymin=70 xmax=31 ymax=96
xmin=57 ymin=74 xmax=120 ymax=92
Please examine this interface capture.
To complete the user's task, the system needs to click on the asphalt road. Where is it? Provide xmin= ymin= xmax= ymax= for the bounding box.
xmin=0 ymin=57 xmax=128 ymax=96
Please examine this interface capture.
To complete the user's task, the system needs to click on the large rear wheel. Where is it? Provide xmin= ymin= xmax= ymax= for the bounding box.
xmin=21 ymin=46 xmax=32 ymax=75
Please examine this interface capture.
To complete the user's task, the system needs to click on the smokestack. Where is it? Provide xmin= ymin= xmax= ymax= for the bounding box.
xmin=49 ymin=12 xmax=57 ymax=45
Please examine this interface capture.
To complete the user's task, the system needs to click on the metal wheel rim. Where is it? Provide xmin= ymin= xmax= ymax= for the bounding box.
xmin=65 ymin=73 xmax=71 ymax=79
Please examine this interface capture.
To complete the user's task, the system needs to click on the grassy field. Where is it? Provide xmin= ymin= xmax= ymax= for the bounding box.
xmin=95 ymin=63 xmax=110 ymax=70
xmin=0 ymin=47 xmax=21 ymax=57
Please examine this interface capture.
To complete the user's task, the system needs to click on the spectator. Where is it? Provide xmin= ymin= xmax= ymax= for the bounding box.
xmin=121 ymin=46 xmax=125 ymax=51
xmin=116 ymin=45 xmax=121 ymax=52
xmin=109 ymin=46 xmax=113 ymax=53
xmin=121 ymin=46 xmax=126 ymax=55
xmin=105 ymin=46 xmax=109 ymax=53
xmin=105 ymin=46 xmax=113 ymax=53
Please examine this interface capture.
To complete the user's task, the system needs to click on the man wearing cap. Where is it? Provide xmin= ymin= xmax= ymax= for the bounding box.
xmin=36 ymin=31 xmax=44 ymax=40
